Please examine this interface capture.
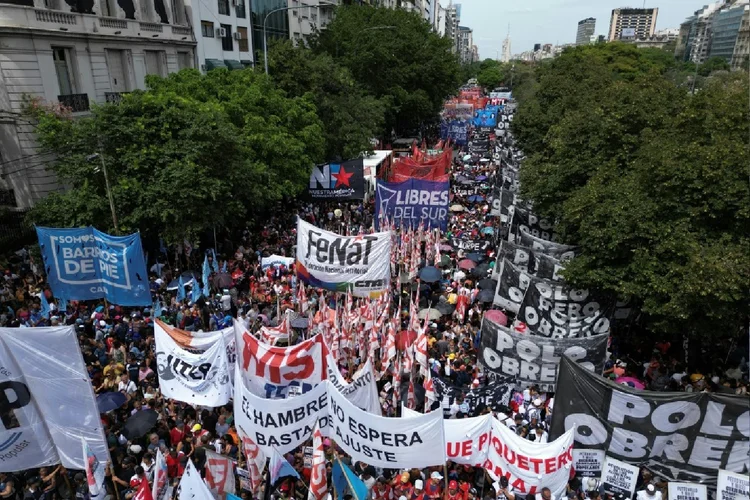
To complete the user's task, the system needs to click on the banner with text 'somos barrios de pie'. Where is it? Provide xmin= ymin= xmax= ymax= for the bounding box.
xmin=35 ymin=226 xmax=150 ymax=306
xmin=295 ymin=218 xmax=390 ymax=298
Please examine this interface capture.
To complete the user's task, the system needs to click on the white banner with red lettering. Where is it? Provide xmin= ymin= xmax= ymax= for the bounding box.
xmin=238 ymin=431 xmax=266 ymax=493
xmin=402 ymin=408 xmax=492 ymax=466
xmin=235 ymin=323 xmax=328 ymax=398
xmin=485 ymin=417 xmax=574 ymax=498
xmin=205 ymin=450 xmax=236 ymax=498
xmin=308 ymin=423 xmax=328 ymax=500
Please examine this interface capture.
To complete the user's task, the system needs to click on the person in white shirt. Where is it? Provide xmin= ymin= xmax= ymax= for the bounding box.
xmin=118 ymin=373 xmax=137 ymax=396
xmin=636 ymin=484 xmax=662 ymax=500
xmin=220 ymin=290 xmax=232 ymax=312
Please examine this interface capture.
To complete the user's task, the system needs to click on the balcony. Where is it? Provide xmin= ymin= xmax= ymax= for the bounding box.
xmin=0 ymin=4 xmax=196 ymax=43
xmin=105 ymin=91 xmax=130 ymax=103
xmin=58 ymin=93 xmax=90 ymax=112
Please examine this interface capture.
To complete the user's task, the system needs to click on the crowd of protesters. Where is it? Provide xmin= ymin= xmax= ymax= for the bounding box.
xmin=0 ymin=134 xmax=748 ymax=500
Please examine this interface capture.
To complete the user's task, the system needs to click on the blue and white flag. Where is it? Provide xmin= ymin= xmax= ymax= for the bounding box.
xmin=332 ymin=458 xmax=368 ymax=500
xmin=39 ymin=293 xmax=51 ymax=319
xmin=202 ymin=255 xmax=211 ymax=297
xmin=177 ymin=275 xmax=186 ymax=302
xmin=269 ymin=447 xmax=299 ymax=485
xmin=35 ymin=227 xmax=150 ymax=306
xmin=153 ymin=298 xmax=163 ymax=319
xmin=191 ymin=279 xmax=201 ymax=304
xmin=210 ymin=249 xmax=219 ymax=273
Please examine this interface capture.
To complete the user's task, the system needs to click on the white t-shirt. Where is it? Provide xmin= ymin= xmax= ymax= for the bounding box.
xmin=220 ymin=294 xmax=232 ymax=311
xmin=119 ymin=380 xmax=137 ymax=395
xmin=636 ymin=490 xmax=662 ymax=500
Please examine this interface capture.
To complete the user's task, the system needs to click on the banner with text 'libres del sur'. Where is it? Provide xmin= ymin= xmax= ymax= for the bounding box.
xmin=375 ymin=179 xmax=449 ymax=231
xmin=0 ymin=327 xmax=108 ymax=472
xmin=36 ymin=226 xmax=150 ymax=306
xmin=479 ymin=318 xmax=608 ymax=392
xmin=550 ymin=355 xmax=750 ymax=486
xmin=296 ymin=218 xmax=390 ymax=298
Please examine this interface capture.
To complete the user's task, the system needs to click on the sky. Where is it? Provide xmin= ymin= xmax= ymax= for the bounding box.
xmin=457 ymin=0 xmax=701 ymax=57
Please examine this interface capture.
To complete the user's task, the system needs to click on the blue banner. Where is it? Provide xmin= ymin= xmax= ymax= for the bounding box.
xmin=473 ymin=109 xmax=498 ymax=128
xmin=375 ymin=179 xmax=449 ymax=231
xmin=35 ymin=226 xmax=151 ymax=306
xmin=442 ymin=120 xmax=469 ymax=145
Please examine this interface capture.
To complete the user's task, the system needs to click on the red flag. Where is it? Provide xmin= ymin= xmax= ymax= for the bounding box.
xmin=134 ymin=477 xmax=154 ymax=500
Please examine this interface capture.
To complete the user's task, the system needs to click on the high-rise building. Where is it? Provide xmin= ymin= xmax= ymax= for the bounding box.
xmin=576 ymin=17 xmax=596 ymax=45
xmin=675 ymin=2 xmax=723 ymax=64
xmin=288 ymin=0 xmax=338 ymax=44
xmin=251 ymin=0 xmax=289 ymax=63
xmin=0 ymin=0 xmax=196 ymax=209
xmin=192 ymin=0 xmax=255 ymax=71
xmin=457 ymin=25 xmax=475 ymax=63
xmin=607 ymin=7 xmax=658 ymax=41
xmin=709 ymin=1 xmax=750 ymax=62
xmin=731 ymin=5 xmax=750 ymax=69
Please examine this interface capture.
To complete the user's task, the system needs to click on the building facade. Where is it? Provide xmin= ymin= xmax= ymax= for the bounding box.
xmin=251 ymin=0 xmax=288 ymax=63
xmin=575 ymin=17 xmax=595 ymax=45
xmin=0 ymin=0 xmax=196 ymax=209
xmin=287 ymin=0 xmax=337 ymax=44
xmin=457 ymin=25 xmax=473 ymax=63
xmin=191 ymin=0 xmax=255 ymax=70
xmin=709 ymin=1 xmax=749 ymax=62
xmin=731 ymin=6 xmax=750 ymax=69
xmin=607 ymin=7 xmax=658 ymax=41
xmin=675 ymin=1 xmax=749 ymax=66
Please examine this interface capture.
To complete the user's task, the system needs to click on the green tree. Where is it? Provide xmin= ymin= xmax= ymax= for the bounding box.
xmin=512 ymin=42 xmax=750 ymax=339
xmin=311 ymin=5 xmax=461 ymax=136
xmin=26 ymin=69 xmax=325 ymax=244
xmin=698 ymin=56 xmax=731 ymax=76
xmin=477 ymin=60 xmax=504 ymax=90
xmin=268 ymin=40 xmax=385 ymax=160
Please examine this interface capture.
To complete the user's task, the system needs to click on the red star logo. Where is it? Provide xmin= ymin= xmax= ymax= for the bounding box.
xmin=332 ymin=166 xmax=353 ymax=187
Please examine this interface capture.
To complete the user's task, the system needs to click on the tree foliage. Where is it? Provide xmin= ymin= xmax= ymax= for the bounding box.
xmin=26 ymin=70 xmax=325 ymax=244
xmin=512 ymin=42 xmax=750 ymax=339
xmin=311 ymin=5 xmax=461 ymax=136
xmin=269 ymin=40 xmax=385 ymax=160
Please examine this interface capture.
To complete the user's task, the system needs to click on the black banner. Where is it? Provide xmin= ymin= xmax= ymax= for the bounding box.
xmin=450 ymin=238 xmax=491 ymax=252
xmin=479 ymin=319 xmax=608 ymax=391
xmin=492 ymin=258 xmax=530 ymax=313
xmin=508 ymin=205 xmax=559 ymax=243
xmin=308 ymin=159 xmax=365 ymax=200
xmin=519 ymin=280 xmax=612 ymax=338
xmin=549 ymin=356 xmax=750 ymax=486
xmin=517 ymin=227 xmax=577 ymax=261
xmin=432 ymin=377 xmax=513 ymax=414
xmin=497 ymin=240 xmax=565 ymax=281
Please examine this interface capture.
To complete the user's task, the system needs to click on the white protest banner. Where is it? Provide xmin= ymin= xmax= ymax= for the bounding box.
xmin=261 ymin=254 xmax=295 ymax=270
xmin=205 ymin=450 xmax=236 ymax=498
xmin=717 ymin=470 xmax=749 ymax=500
xmin=326 ymin=355 xmax=382 ymax=416
xmin=178 ymin=460 xmax=213 ymax=500
xmin=238 ymin=431 xmax=266 ymax=493
xmin=234 ymin=366 xmax=330 ymax=454
xmin=484 ymin=417 xmax=574 ymax=498
xmin=82 ymin=438 xmax=105 ymax=498
xmin=296 ymin=218 xmax=391 ymax=298
xmin=152 ymin=448 xmax=169 ymax=500
xmin=572 ymin=450 xmax=605 ymax=478
xmin=328 ymin=381 xmax=445 ymax=468
xmin=235 ymin=323 xmax=328 ymax=398
xmin=600 ymin=456 xmax=639 ymax=498
xmin=403 ymin=408 xmax=491 ymax=466
xmin=668 ymin=482 xmax=707 ymax=500
xmin=159 ymin=320 xmax=236 ymax=369
xmin=308 ymin=423 xmax=328 ymax=500
xmin=154 ymin=321 xmax=231 ymax=406
xmin=0 ymin=327 xmax=108 ymax=472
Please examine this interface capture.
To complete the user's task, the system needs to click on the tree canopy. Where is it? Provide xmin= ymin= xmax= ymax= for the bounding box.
xmin=311 ymin=5 xmax=461 ymax=137
xmin=512 ymin=42 xmax=750 ymax=339
xmin=26 ymin=70 xmax=325 ymax=244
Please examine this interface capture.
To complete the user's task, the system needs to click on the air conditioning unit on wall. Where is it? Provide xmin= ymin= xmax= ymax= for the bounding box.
xmin=233 ymin=31 xmax=242 ymax=40
xmin=216 ymin=27 xmax=226 ymax=37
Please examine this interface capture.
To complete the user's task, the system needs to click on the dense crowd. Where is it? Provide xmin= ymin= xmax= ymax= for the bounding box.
xmin=0 ymin=133 xmax=747 ymax=500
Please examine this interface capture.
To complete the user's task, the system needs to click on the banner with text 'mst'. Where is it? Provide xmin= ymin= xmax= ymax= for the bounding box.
xmin=375 ymin=179 xmax=449 ymax=231
xmin=549 ymin=355 xmax=750 ymax=486
xmin=485 ymin=418 xmax=574 ymax=499
xmin=0 ymin=326 xmax=108 ymax=472
xmin=234 ymin=323 xmax=328 ymax=399
xmin=328 ymin=381 xmax=445 ymax=469
xmin=296 ymin=218 xmax=391 ymax=298
xmin=35 ymin=226 xmax=150 ymax=306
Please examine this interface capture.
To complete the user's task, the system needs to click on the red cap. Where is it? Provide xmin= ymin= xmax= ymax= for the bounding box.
xmin=449 ymin=481 xmax=458 ymax=490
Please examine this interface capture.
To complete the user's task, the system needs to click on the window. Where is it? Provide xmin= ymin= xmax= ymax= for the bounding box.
xmin=235 ymin=0 xmax=246 ymax=18
xmin=201 ymin=20 xmax=214 ymax=37
xmin=217 ymin=0 xmax=229 ymax=15
xmin=105 ymin=49 xmax=131 ymax=92
xmin=144 ymin=50 xmax=165 ymax=76
xmin=237 ymin=27 xmax=249 ymax=51
xmin=52 ymin=47 xmax=77 ymax=96
xmin=171 ymin=0 xmax=187 ymax=25
xmin=177 ymin=51 xmax=192 ymax=69
xmin=221 ymin=23 xmax=233 ymax=50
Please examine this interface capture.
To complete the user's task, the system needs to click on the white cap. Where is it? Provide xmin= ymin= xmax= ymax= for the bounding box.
xmin=431 ymin=472 xmax=443 ymax=480
xmin=99 ymin=320 xmax=106 ymax=327
xmin=646 ymin=484 xmax=655 ymax=494
xmin=533 ymin=398 xmax=542 ymax=406
xmin=414 ymin=480 xmax=423 ymax=490
xmin=399 ymin=497 xmax=408 ymax=500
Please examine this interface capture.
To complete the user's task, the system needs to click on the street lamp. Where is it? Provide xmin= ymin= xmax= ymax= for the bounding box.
xmin=86 ymin=150 xmax=119 ymax=234
xmin=263 ymin=1 xmax=336 ymax=75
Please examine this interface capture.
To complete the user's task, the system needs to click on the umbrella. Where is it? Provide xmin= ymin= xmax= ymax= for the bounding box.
xmin=436 ymin=302 xmax=456 ymax=315
xmin=96 ymin=392 xmax=127 ymax=413
xmin=466 ymin=252 xmax=485 ymax=263
xmin=438 ymin=244 xmax=453 ymax=252
xmin=616 ymin=377 xmax=646 ymax=390
xmin=452 ymin=270 xmax=466 ymax=281
xmin=212 ymin=272 xmax=233 ymax=289
xmin=484 ymin=309 xmax=508 ymax=326
xmin=458 ymin=259 xmax=476 ymax=270
xmin=471 ymin=263 xmax=490 ymax=277
xmin=291 ymin=317 xmax=309 ymax=329
xmin=459 ymin=179 xmax=475 ymax=185
xmin=167 ymin=271 xmax=198 ymax=291
xmin=476 ymin=175 xmax=488 ymax=181
xmin=450 ymin=205 xmax=465 ymax=212
xmin=478 ymin=278 xmax=497 ymax=290
xmin=419 ymin=266 xmax=442 ymax=283
xmin=418 ymin=308 xmax=442 ymax=320
xmin=456 ymin=175 xmax=469 ymax=183
xmin=467 ymin=195 xmax=484 ymax=203
xmin=122 ymin=409 xmax=159 ymax=440
xmin=462 ymin=154 xmax=472 ymax=161
xmin=396 ymin=330 xmax=417 ymax=351
xmin=481 ymin=227 xmax=495 ymax=235
xmin=437 ymin=255 xmax=453 ymax=268
xmin=478 ymin=290 xmax=494 ymax=303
